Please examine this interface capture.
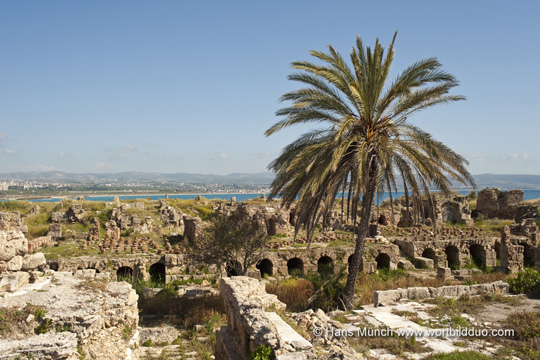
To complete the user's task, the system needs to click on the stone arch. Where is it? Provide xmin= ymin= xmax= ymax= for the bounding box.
xmin=375 ymin=253 xmax=391 ymax=270
xmin=287 ymin=257 xmax=304 ymax=276
xmin=226 ymin=260 xmax=242 ymax=277
xmin=422 ymin=248 xmax=437 ymax=268
xmin=149 ymin=262 xmax=166 ymax=283
xmin=445 ymin=245 xmax=460 ymax=269
xmin=469 ymin=244 xmax=485 ymax=268
xmin=378 ymin=214 xmax=388 ymax=225
xmin=317 ymin=256 xmax=334 ymax=275
xmin=422 ymin=248 xmax=436 ymax=260
xmin=256 ymin=259 xmax=273 ymax=277
xmin=117 ymin=266 xmax=133 ymax=281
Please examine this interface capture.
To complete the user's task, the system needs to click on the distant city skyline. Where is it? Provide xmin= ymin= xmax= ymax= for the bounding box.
xmin=1 ymin=1 xmax=539 ymax=175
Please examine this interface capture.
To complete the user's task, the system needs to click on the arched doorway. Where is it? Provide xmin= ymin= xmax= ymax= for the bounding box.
xmin=149 ymin=262 xmax=166 ymax=283
xmin=422 ymin=248 xmax=437 ymax=267
xmin=375 ymin=253 xmax=391 ymax=270
xmin=445 ymin=246 xmax=460 ymax=269
xmin=287 ymin=258 xmax=304 ymax=276
xmin=469 ymin=244 xmax=485 ymax=268
xmin=317 ymin=256 xmax=334 ymax=275
xmin=117 ymin=266 xmax=133 ymax=281
xmin=256 ymin=259 xmax=273 ymax=278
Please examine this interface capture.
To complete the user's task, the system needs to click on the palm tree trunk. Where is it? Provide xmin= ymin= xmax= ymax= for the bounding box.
xmin=342 ymin=160 xmax=378 ymax=310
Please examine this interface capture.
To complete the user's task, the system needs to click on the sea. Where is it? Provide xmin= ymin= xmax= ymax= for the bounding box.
xmin=17 ymin=189 xmax=540 ymax=203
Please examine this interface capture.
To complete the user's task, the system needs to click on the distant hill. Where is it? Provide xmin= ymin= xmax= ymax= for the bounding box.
xmin=1 ymin=171 xmax=540 ymax=189
xmin=471 ymin=173 xmax=540 ymax=190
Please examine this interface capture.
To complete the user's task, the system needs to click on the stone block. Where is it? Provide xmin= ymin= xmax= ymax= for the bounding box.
xmin=0 ymin=271 xmax=30 ymax=292
xmin=6 ymin=255 xmax=23 ymax=271
xmin=415 ymin=257 xmax=434 ymax=269
xmin=398 ymin=259 xmax=414 ymax=270
xmin=74 ymin=269 xmax=96 ymax=279
xmin=437 ymin=267 xmax=451 ymax=279
xmin=21 ymin=253 xmax=46 ymax=271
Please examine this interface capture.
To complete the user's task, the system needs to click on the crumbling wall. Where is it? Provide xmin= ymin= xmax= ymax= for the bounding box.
xmin=183 ymin=215 xmax=203 ymax=243
xmin=500 ymin=226 xmax=524 ymax=273
xmin=374 ymin=280 xmax=509 ymax=306
xmin=476 ymin=188 xmax=524 ymax=219
xmin=215 ymin=276 xmax=312 ymax=360
xmin=423 ymin=194 xmax=473 ymax=225
xmin=215 ymin=276 xmax=358 ymax=360
xmin=0 ymin=229 xmax=46 ymax=292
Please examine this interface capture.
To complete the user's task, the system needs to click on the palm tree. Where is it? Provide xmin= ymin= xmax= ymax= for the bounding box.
xmin=265 ymin=32 xmax=475 ymax=310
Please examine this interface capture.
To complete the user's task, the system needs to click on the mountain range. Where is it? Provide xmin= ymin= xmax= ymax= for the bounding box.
xmin=1 ymin=171 xmax=540 ymax=189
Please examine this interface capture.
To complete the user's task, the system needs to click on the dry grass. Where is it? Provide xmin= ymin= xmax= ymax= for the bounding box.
xmin=266 ymin=278 xmax=315 ymax=312
xmin=523 ymin=198 xmax=540 ymax=206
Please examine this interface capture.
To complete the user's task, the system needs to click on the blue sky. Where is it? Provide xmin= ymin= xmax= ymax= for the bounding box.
xmin=1 ymin=1 xmax=539 ymax=175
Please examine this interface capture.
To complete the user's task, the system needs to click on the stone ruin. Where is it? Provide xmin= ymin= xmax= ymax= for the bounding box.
xmin=476 ymin=188 xmax=524 ymax=219
xmin=1 ymin=220 xmax=140 ymax=359
xmin=183 ymin=215 xmax=203 ymax=243
xmin=500 ymin=225 xmax=525 ymax=273
xmin=0 ymin=212 xmax=47 ymax=292
xmin=215 ymin=276 xmax=358 ymax=360
xmin=159 ymin=199 xmax=183 ymax=227
xmin=51 ymin=204 xmax=87 ymax=224
xmin=110 ymin=202 xmax=152 ymax=234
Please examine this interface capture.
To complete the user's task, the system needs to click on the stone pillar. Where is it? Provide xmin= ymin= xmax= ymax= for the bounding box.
xmin=500 ymin=226 xmax=524 ymax=273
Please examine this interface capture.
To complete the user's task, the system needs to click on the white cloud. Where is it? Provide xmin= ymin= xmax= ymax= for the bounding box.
xmin=58 ymin=152 xmax=72 ymax=158
xmin=218 ymin=153 xmax=229 ymax=160
xmin=4 ymin=148 xmax=16 ymax=155
xmin=95 ymin=161 xmax=115 ymax=169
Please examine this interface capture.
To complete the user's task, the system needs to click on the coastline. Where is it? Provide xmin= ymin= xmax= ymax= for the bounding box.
xmin=1 ymin=191 xmax=268 ymax=201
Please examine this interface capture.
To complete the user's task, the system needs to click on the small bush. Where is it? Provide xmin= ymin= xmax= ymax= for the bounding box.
xmin=506 ymin=311 xmax=540 ymax=341
xmin=34 ymin=318 xmax=53 ymax=334
xmin=508 ymin=268 xmax=540 ymax=294
xmin=249 ymin=344 xmax=273 ymax=360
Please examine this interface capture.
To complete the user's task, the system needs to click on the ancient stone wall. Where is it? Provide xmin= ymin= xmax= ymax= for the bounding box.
xmin=0 ymin=229 xmax=46 ymax=292
xmin=423 ymin=194 xmax=473 ymax=225
xmin=374 ymin=280 xmax=509 ymax=306
xmin=215 ymin=276 xmax=359 ymax=360
xmin=183 ymin=215 xmax=203 ymax=243
xmin=476 ymin=188 xmax=524 ymax=219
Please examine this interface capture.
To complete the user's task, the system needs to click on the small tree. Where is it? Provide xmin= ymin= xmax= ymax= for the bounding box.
xmin=190 ymin=211 xmax=270 ymax=276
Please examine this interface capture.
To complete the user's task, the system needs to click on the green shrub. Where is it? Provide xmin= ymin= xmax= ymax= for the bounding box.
xmin=249 ymin=344 xmax=273 ymax=360
xmin=508 ymin=268 xmax=540 ymax=294
xmin=34 ymin=318 xmax=53 ymax=334
xmin=506 ymin=311 xmax=540 ymax=341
